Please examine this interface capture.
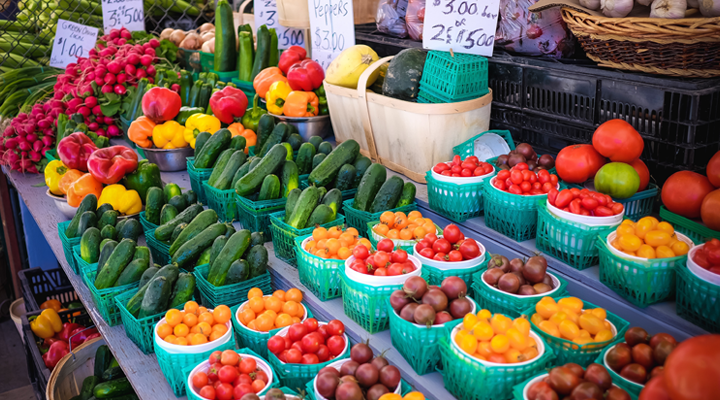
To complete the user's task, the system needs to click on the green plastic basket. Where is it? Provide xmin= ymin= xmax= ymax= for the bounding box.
xmin=72 ymin=245 xmax=97 ymax=278
xmin=536 ymin=202 xmax=619 ymax=270
xmin=675 ymin=263 xmax=720 ymax=333
xmin=192 ymin=264 xmax=273 ymax=308
xmin=438 ymin=333 xmax=555 ymax=400
xmin=58 ymin=220 xmax=81 ymax=273
xmin=295 ymin=234 xmax=345 ymax=301
xmin=567 ymin=183 xmax=659 ymax=222
xmin=366 ymin=220 xmax=441 ymax=253
xmin=597 ymin=231 xmax=692 ymax=308
xmin=211 ymin=69 xmax=237 ymax=83
xmin=511 ymin=372 xmax=639 ymax=400
xmin=304 ymin=363 xmax=412 ymax=400
xmin=660 ymin=205 xmax=720 ymax=245
xmin=187 ymin=157 xmax=213 ymax=204
xmin=203 ymin=182 xmax=239 ymax=223
xmin=145 ymin=228 xmax=171 ymax=266
xmin=139 ymin=211 xmax=158 ymax=235
xmin=482 ymin=178 xmax=548 ymax=242
xmin=270 ymin=211 xmax=346 ymax=265
xmin=230 ymin=78 xmax=262 ymax=107
xmin=298 ymin=178 xmax=357 ymax=203
xmin=418 ymin=51 xmax=489 ymax=102
xmin=199 ymin=51 xmax=213 ymax=72
xmin=45 ymin=149 xmax=58 ymax=161
xmin=594 ymin=341 xmax=645 ymax=397
xmin=342 ymin=199 xmax=417 ymax=234
xmin=82 ymin=266 xmax=139 ymax=326
xmin=425 ymin=171 xmax=490 ymax=223
xmin=522 ymin=296 xmax=629 ymax=367
xmin=236 ymin=194 xmax=287 ymax=241
xmin=422 ymin=256 xmax=489 ymax=297
xmin=471 ymin=270 xmax=568 ymax=318
xmin=452 ymin=130 xmax=515 ymax=160
xmin=156 ymin=328 xmax=237 ymax=396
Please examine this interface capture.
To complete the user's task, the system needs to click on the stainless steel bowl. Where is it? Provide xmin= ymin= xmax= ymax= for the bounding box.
xmin=142 ymin=146 xmax=194 ymax=172
xmin=46 ymin=190 xmax=77 ymax=220
xmin=270 ymin=113 xmax=331 ymax=141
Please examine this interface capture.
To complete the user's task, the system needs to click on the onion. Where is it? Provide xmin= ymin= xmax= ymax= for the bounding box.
xmin=160 ymin=28 xmax=175 ymax=40
xmin=200 ymin=31 xmax=215 ymax=44
xmin=179 ymin=32 xmax=200 ymax=50
xmin=169 ymin=30 xmax=186 ymax=46
xmin=199 ymin=23 xmax=214 ymax=32
xmin=201 ymin=38 xmax=215 ymax=53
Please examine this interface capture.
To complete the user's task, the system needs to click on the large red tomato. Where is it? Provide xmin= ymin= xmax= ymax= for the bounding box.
xmin=555 ymin=144 xmax=607 ymax=184
xmin=701 ymin=189 xmax=720 ymax=230
xmin=629 ymin=158 xmax=650 ymax=192
xmin=661 ymin=171 xmax=715 ymax=219
xmin=706 ymin=150 xmax=720 ymax=187
xmin=639 ymin=375 xmax=672 ymax=400
xmin=592 ymin=119 xmax=644 ymax=163
xmin=664 ymin=335 xmax=720 ymax=400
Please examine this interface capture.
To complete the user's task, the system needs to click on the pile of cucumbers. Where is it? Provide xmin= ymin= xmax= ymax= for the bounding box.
xmin=206 ymin=229 xmax=269 ymax=287
xmin=124 ymin=263 xmax=195 ymax=318
xmin=93 ymin=239 xmax=151 ymax=290
xmin=284 ymin=186 xmax=343 ymax=229
xmin=192 ymin=128 xmax=248 ymax=170
xmin=71 ymin=344 xmax=138 ymax=400
xmin=144 ymin=183 xmax=198 ymax=226
xmin=233 ymin=141 xmax=294 ymax=200
xmin=353 ymin=164 xmax=417 ymax=214
xmin=153 ymin=205 xmax=226 ymax=267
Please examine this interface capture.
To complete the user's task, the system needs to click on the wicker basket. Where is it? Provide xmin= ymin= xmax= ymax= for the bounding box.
xmin=46 ymin=337 xmax=106 ymax=400
xmin=560 ymin=7 xmax=720 ymax=78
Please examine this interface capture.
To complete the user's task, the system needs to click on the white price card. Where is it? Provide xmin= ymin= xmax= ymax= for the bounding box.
xmin=101 ymin=0 xmax=145 ymax=33
xmin=422 ymin=0 xmax=500 ymax=57
xmin=50 ymin=19 xmax=99 ymax=69
xmin=254 ymin=0 xmax=306 ymax=50
xmin=308 ymin=0 xmax=356 ymax=70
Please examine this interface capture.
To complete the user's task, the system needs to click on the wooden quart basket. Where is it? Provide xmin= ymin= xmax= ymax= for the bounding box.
xmin=561 ymin=8 xmax=720 ymax=78
xmin=46 ymin=337 xmax=106 ymax=400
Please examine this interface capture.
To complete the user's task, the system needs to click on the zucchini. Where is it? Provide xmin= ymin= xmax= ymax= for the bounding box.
xmin=370 ymin=176 xmax=405 ymax=213
xmin=66 ymin=194 xmax=97 ymax=238
xmin=194 ymin=131 xmax=212 ymax=155
xmin=194 ymin=129 xmax=232 ymax=168
xmin=209 ymin=236 xmax=228 ymax=267
xmin=80 ymin=375 xmax=99 ymax=400
xmin=287 ymin=133 xmax=303 ymax=151
xmin=306 ymin=204 xmax=335 ymax=228
xmin=171 ymin=223 xmax=187 ymax=245
xmin=169 ymin=272 xmax=196 ymax=308
xmin=268 ymin=27 xmax=279 ymax=66
xmin=172 ymin=223 xmax=228 ymax=269
xmin=247 ymin=245 xmax=269 ymax=278
xmin=101 ymin=366 xmax=125 ymax=381
xmin=93 ymin=377 xmax=132 ymax=399
xmin=94 ymin=239 xmax=135 ymax=290
xmin=353 ymin=163 xmax=387 ymax=212
xmin=334 ymin=164 xmax=356 ymax=191
xmin=138 ymin=266 xmax=160 ymax=288
xmin=126 ymin=264 xmax=179 ymax=317
xmin=258 ymin=174 xmax=281 ymax=201
xmin=169 ymin=209 xmax=219 ymax=256
xmin=159 ymin=204 xmax=179 ymax=225
xmin=76 ymin=211 xmax=98 ymax=235
xmin=250 ymin=231 xmax=265 ymax=247
xmin=284 ymin=188 xmax=302 ymax=221
xmin=286 ymin=186 xmax=320 ymax=229
xmin=213 ymin=0 xmax=237 ymax=72
xmin=94 ymin=345 xmax=111 ymax=379
xmin=96 ymin=240 xmax=117 ymax=275
xmin=308 ymin=139 xmax=360 ymax=187
xmin=250 ymin=24 xmax=270 ymax=80
xmin=80 ymin=227 xmax=101 ymax=263
xmin=312 ymin=153 xmax=326 ymax=170
xmin=259 ymin=122 xmax=290 ymax=157
xmin=98 ymin=210 xmax=118 ymax=231
xmin=396 ymin=182 xmax=417 ymax=208
xmin=168 ymin=195 xmax=187 ymax=213
xmin=255 ymin=114 xmax=275 ymax=152
xmin=164 ymin=183 xmax=182 ymax=203
xmin=238 ymin=31 xmax=253 ymax=82
xmin=235 ymin=144 xmax=288 ymax=196
xmin=145 ymin=187 xmax=164 ymax=225
xmin=322 ymin=188 xmax=343 ymax=219
xmin=213 ymin=150 xmax=246 ymax=190
xmin=309 ymin=136 xmax=323 ymax=150
xmin=353 ymin=156 xmax=373 ymax=187
xmin=154 ymin=204 xmax=204 ymax=242
xmin=206 ymin=149 xmax=235 ymax=187
xmin=281 ymin=160 xmax=300 ymax=197
xmin=225 ymin=259 xmax=249 ymax=284
xmin=296 ymin=142 xmax=316 ymax=174
xmin=208 ymin=229 xmax=252 ymax=286
xmin=318 ymin=141 xmax=333 ymax=155
xmin=96 ymin=203 xmax=114 ymax=220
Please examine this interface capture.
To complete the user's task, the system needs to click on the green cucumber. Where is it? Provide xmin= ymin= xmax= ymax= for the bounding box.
xmin=145 ymin=187 xmax=164 ymax=225
xmin=213 ymin=151 xmax=246 ymax=190
xmin=169 ymin=272 xmax=196 ymax=308
xmin=353 ymin=156 xmax=372 ymax=187
xmin=238 ymin=31 xmax=253 ymax=81
xmin=235 ymin=144 xmax=288 ymax=196
xmin=114 ymin=257 xmax=149 ymax=286
xmin=308 ymin=136 xmax=322 ymax=150
xmin=258 ymin=174 xmax=281 ymax=201
xmin=164 ymin=183 xmax=182 ymax=203
xmin=66 ymin=194 xmax=97 ymax=238
xmin=334 ymin=164 xmax=356 ymax=191
xmin=317 ymin=187 xmax=327 ymax=199
xmin=94 ymin=345 xmax=111 ymax=379
xmin=312 ymin=153 xmax=326 ymax=170
xmin=353 ymin=163 xmax=387 ymax=212
xmin=281 ymin=160 xmax=300 ymax=197
xmin=77 ymin=211 xmax=97 ymax=235
xmin=230 ymin=135 xmax=246 ymax=151
xmin=318 ymin=141 xmax=333 ymax=155
xmin=183 ymin=190 xmax=198 ymax=205
xmin=255 ymin=114 xmax=275 ymax=152
xmin=117 ymin=219 xmax=141 ymax=242
xmin=96 ymin=240 xmax=117 ymax=275
xmin=282 ymin=143 xmax=293 ymax=161
xmin=206 ymin=149 xmax=235 ymax=187
xmin=213 ymin=0 xmax=237 ymax=72
xmin=101 ymin=366 xmax=125 ymax=381
xmin=133 ymin=246 xmax=150 ymax=263
xmin=249 ymin=157 xmax=262 ymax=170
xmin=138 ymin=266 xmax=159 ymax=288
xmin=159 ymin=204 xmax=179 ymax=225
xmin=296 ymin=142 xmax=316 ymax=174
xmin=194 ymin=131 xmax=212 ymax=157
xmin=194 ymin=129 xmax=232 ymax=168
xmin=96 ymin=203 xmax=114 ymax=220
xmin=209 ymin=236 xmax=228 ymax=267
xmin=197 ymin=246 xmax=212 ymax=266
xmin=247 ymin=245 xmax=269 ymax=278
xmin=98 ymin=210 xmax=118 ymax=231
xmin=250 ymin=232 xmax=264 ymax=247
xmin=126 ymin=264 xmax=179 ymax=317
xmin=208 ymin=229 xmax=252 ymax=286
xmin=396 ymin=182 xmax=417 ymax=208
xmin=155 ymin=204 xmax=204 ymax=241
xmin=172 ymin=223 xmax=228 ymax=269
xmin=232 ymin=160 xmax=253 ymax=188
xmin=94 ymin=239 xmax=136 ymax=289
xmin=306 ymin=204 xmax=335 ymax=228
xmin=225 ymin=259 xmax=249 ymax=284
xmin=93 ymin=377 xmax=132 ymax=399
xmin=285 ymin=188 xmax=302 ymax=221
xmin=80 ymin=375 xmax=99 ymax=400
xmin=287 ymin=133 xmax=303 ymax=151
xmin=225 ymin=223 xmax=236 ymax=238
xmin=80 ymin=227 xmax=101 ymax=263
xmin=168 ymin=195 xmax=187 ymax=213
xmin=308 ymin=140 xmax=360 ymax=187
xmin=171 ymin=223 xmax=187 ymax=244
xmin=370 ymin=176 xmax=404 ymax=213
xmin=286 ymin=186 xmax=320 ymax=229
xmin=259 ymin=123 xmax=290 ymax=157
xmin=169 ymin=209 xmax=219 ymax=256
xmin=322 ymin=188 xmax=343 ymax=219
xmin=137 ymin=276 xmax=173 ymax=319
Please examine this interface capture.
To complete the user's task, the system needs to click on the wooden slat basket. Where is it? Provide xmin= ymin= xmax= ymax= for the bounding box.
xmin=46 ymin=337 xmax=105 ymax=400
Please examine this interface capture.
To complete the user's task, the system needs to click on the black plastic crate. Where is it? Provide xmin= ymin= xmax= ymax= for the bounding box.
xmin=19 ymin=267 xmax=79 ymax=312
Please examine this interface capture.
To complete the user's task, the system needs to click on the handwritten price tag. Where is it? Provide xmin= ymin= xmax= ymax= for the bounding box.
xmin=50 ymin=19 xmax=98 ymax=68
xmin=102 ymin=0 xmax=144 ymax=32
xmin=422 ymin=0 xmax=500 ymax=57
xmin=308 ymin=0 xmax=356 ymax=70
xmin=255 ymin=0 xmax=306 ymax=50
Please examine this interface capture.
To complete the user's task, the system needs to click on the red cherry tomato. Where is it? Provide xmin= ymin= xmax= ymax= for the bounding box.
xmin=387 ymin=263 xmax=405 ymax=275
xmin=451 ymin=165 xmax=462 ymax=174
xmin=352 ymin=245 xmax=369 ymax=260
xmin=542 ymin=182 xmax=555 ymax=193
xmin=532 ymin=182 xmax=542 ymax=190
xmin=193 ymin=372 xmax=208 ymax=389
xmin=473 ymin=166 xmax=487 ymax=176
xmin=550 ymin=174 xmax=559 ymax=185
xmin=466 ymin=156 xmax=479 ymax=163
xmin=432 ymin=238 xmax=452 ymax=253
xmin=239 ymin=357 xmax=257 ymax=375
xmin=461 ymin=168 xmax=472 ymax=177
xmin=547 ymin=188 xmax=559 ymax=205
xmin=391 ymin=249 xmax=408 ymax=263
xmin=581 ymin=197 xmax=599 ymax=210
xmin=377 ymin=238 xmax=394 ymax=253
xmin=233 ymin=384 xmax=253 ymax=399
xmin=569 ymin=198 xmax=582 ymax=214
xmin=288 ymin=323 xmax=308 ymax=342
xmin=303 ymin=318 xmax=319 ymax=333
xmin=448 ymin=250 xmax=463 ymax=262
xmin=419 ymin=247 xmax=435 ymax=259
xmin=327 ymin=335 xmax=346 ymax=356
xmin=316 ymin=324 xmax=329 ymax=339
xmin=508 ymin=185 xmax=523 ymax=195
xmin=510 ymin=170 xmax=524 ymax=184
xmin=593 ymin=205 xmax=614 ymax=217
xmin=286 ymin=349 xmax=302 ymax=363
xmin=373 ymin=251 xmax=390 ymax=269
xmin=520 ymin=181 xmax=532 ymax=193
xmin=301 ymin=333 xmax=320 ymax=353
xmin=267 ymin=336 xmax=285 ymax=355
xmin=199 ymin=385 xmax=216 ymax=399
xmin=611 ymin=202 xmax=624 ymax=215
xmin=494 ymin=179 xmax=506 ymax=190
xmin=443 ymin=225 xmax=462 ymax=243
xmin=461 ymin=161 xmax=476 ymax=170
xmin=515 ymin=162 xmax=529 ymax=171
xmin=424 ymin=233 xmax=438 ymax=244
xmin=218 ymin=365 xmax=238 ymax=384
xmin=316 ymin=344 xmax=330 ymax=362
xmin=452 ymin=155 xmax=461 ymax=165
xmin=433 ymin=252 xmax=447 ymax=261
xmin=497 ymin=170 xmax=510 ymax=181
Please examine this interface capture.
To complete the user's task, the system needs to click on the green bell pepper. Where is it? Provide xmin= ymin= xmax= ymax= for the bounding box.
xmin=241 ymin=94 xmax=267 ymax=132
xmin=121 ymin=160 xmax=162 ymax=203
xmin=175 ymin=106 xmax=205 ymax=125
xmin=315 ymin=87 xmax=328 ymax=116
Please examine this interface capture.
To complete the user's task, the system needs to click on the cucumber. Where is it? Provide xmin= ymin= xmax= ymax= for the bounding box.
xmin=96 ymin=203 xmax=114 ymax=220
xmin=80 ymin=227 xmax=101 ymax=263
xmin=117 ymin=219 xmax=141 ymax=242
xmin=114 ymin=219 xmax=126 ymax=239
xmin=197 ymin=246 xmax=212 ymax=266
xmin=317 ymin=187 xmax=327 ymax=199
xmin=353 ymin=156 xmax=372 ymax=187
xmin=308 ymin=140 xmax=360 ymax=187
xmin=230 ymin=135 xmax=246 ymax=151
xmin=172 ymin=223 xmax=228 ymax=269
xmin=101 ymin=366 xmax=125 ymax=381
xmin=168 ymin=195 xmax=187 ymax=213
xmin=370 ymin=176 xmax=404 ymax=213
xmin=281 ymin=160 xmax=300 ymax=197
xmin=126 ymin=264 xmax=179 ymax=317
xmin=281 ymin=143 xmax=293 ymax=161
xmin=145 ymin=187 xmax=164 ymax=225
xmin=206 ymin=148 xmax=235 ymax=187
xmin=250 ymin=231 xmax=264 ymax=247
xmin=155 ymin=204 xmax=204 ymax=241
xmin=183 ymin=190 xmax=198 ymax=205
xmin=287 ymin=133 xmax=303 ymax=151
xmin=171 ymin=223 xmax=187 ymax=244
xmin=225 ymin=223 xmax=236 ymax=238
xmin=94 ymin=239 xmax=136 ymax=289
xmin=137 ymin=276 xmax=173 ymax=318
xmin=194 ymin=131 xmax=212 ymax=156
xmin=255 ymin=114 xmax=275 ymax=152
xmin=138 ymin=266 xmax=159 ymax=288
xmin=94 ymin=345 xmax=111 ymax=379
xmin=96 ymin=240 xmax=117 ymax=275
xmin=286 ymin=186 xmax=320 ymax=229
xmin=77 ymin=211 xmax=97 ymax=235
xmin=306 ymin=204 xmax=335 ymax=228
xmin=334 ymin=164 xmax=356 ymax=191
xmin=322 ymin=188 xmax=343 ymax=219
xmin=169 ymin=209 xmax=219 ymax=256
xmin=318 ymin=141 xmax=333 ymax=155
xmin=312 ymin=153 xmax=326 ymax=170
xmin=235 ymin=144 xmax=288 ymax=196
xmin=396 ymin=182 xmax=417 ymax=208
xmin=225 ymin=259 xmax=249 ymax=284
xmin=133 ymin=246 xmax=150 ymax=262
xmin=169 ymin=272 xmax=196 ymax=308
xmin=308 ymin=136 xmax=323 ymax=150
xmin=164 ymin=183 xmax=182 ymax=203
xmin=249 ymin=157 xmax=262 ymax=170
xmin=93 ymin=378 xmax=132 ymax=399
xmin=66 ymin=195 xmax=97 ymax=238
xmin=98 ymin=210 xmax=118 ymax=231
xmin=258 ymin=174 xmax=281 ymax=200
xmin=284 ymin=188 xmax=302 ymax=221
xmin=213 ymin=0 xmax=237 ymax=72
xmin=247 ymin=245 xmax=269 ymax=278
xmin=194 ymin=129 xmax=232 ymax=168
xmin=353 ymin=163 xmax=387 ymax=212
xmin=159 ymin=204 xmax=179 ymax=225
xmin=80 ymin=375 xmax=99 ymax=400
xmin=213 ymin=150 xmax=246 ymax=190
xmin=296 ymin=142 xmax=316 ymax=174
xmin=208 ymin=229 xmax=252 ymax=286
xmin=259 ymin=122 xmax=290 ymax=157
xmin=232 ymin=160 xmax=252 ymax=188
xmin=209 ymin=237 xmax=228 ymax=268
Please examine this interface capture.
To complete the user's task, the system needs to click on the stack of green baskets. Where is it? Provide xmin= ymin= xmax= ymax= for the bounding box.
xmin=72 ymin=245 xmax=96 ymax=279
xmin=597 ymin=231 xmax=693 ymax=307
xmin=145 ymin=227 xmax=172 ymax=266
xmin=139 ymin=211 xmax=157 ymax=236
xmin=192 ymin=264 xmax=272 ymax=308
xmin=482 ymin=178 xmax=549 ymax=242
xmin=270 ymin=211 xmax=346 ymax=265
xmin=675 ymin=262 xmax=720 ymax=333
xmin=58 ymin=220 xmax=81 ymax=273
xmin=536 ymin=201 xmax=619 ymax=270
xmin=187 ymin=157 xmax=213 ymax=204
xmin=236 ymin=194 xmax=287 ymax=242
xmin=425 ymin=171 xmax=490 ymax=223
xmin=387 ymin=297 xmax=477 ymax=375
xmin=438 ymin=328 xmax=554 ymax=400
xmin=78 ymin=254 xmax=140 ymax=326
xmin=294 ymin=234 xmax=344 ymax=301
xmin=523 ymin=297 xmax=629 ymax=367
xmin=342 ymin=199 xmax=417 ymax=234
xmin=471 ymin=270 xmax=569 ymax=318
xmin=366 ymin=220 xmax=441 ymax=252
xmin=568 ymin=183 xmax=659 ymax=222
xmin=660 ymin=205 xmax=720 ymax=244
xmin=416 ymin=251 xmax=489 ymax=291
xmin=202 ymin=181 xmax=239 ymax=223
xmin=594 ymin=341 xmax=645 ymax=397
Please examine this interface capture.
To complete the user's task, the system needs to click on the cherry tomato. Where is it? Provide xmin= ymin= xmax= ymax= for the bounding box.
xmin=569 ymin=198 xmax=582 ymax=214
xmin=352 ymin=245 xmax=369 ymax=260
xmin=550 ymin=174 xmax=559 ymax=185
xmin=515 ymin=162 xmax=529 ymax=171
xmin=579 ymin=188 xmax=590 ymax=198
xmin=192 ymin=372 xmax=208 ymax=389
xmin=326 ymin=319 xmax=345 ymax=336
xmin=301 ymin=333 xmax=320 ymax=353
xmin=277 ymin=350 xmax=289 ymax=363
xmin=505 ymin=178 xmax=514 ymax=187
xmin=555 ymin=189 xmax=574 ymax=208
xmin=528 ymin=172 xmax=537 ymax=183
xmin=387 ymin=263 xmax=405 ymax=276
xmin=474 ymin=166 xmax=487 ymax=176
xmin=443 ymin=225 xmax=462 ymax=243
xmin=433 ymin=252 xmax=447 ymax=261
xmin=303 ymin=318 xmax=319 ymax=333
xmin=538 ymin=169 xmax=550 ymax=182
xmin=199 ymin=385 xmax=216 ymax=399
xmin=419 ymin=247 xmax=435 ymax=259
xmin=327 ymin=335 xmax=346 ymax=356
xmin=448 ymin=250 xmax=463 ymax=261
xmin=579 ymin=207 xmax=591 ymax=216
xmin=350 ymin=261 xmax=368 ymax=274
xmin=316 ymin=344 xmax=330 ymax=362
xmin=288 ymin=323 xmax=308 ymax=342
xmin=466 ymin=156 xmax=479 ymax=163
xmin=267 ymin=336 xmax=285 ymax=355
xmin=461 ymin=161 xmax=476 ymax=170
xmin=581 ymin=197 xmax=599 ymax=210
xmin=239 ymin=357 xmax=257 ymax=374
xmin=594 ymin=205 xmax=614 ymax=216
xmin=511 ymin=170 xmax=524 ymax=184
xmin=237 ymin=373 xmax=253 ymax=386
xmin=218 ymin=365 xmax=238 ymax=384
xmin=233 ymin=384 xmax=253 ymax=399
xmin=317 ymin=325 xmax=329 ymax=339
xmin=508 ymin=185 xmax=523 ymax=195
xmin=286 ymin=348 xmax=302 ymax=363
xmin=461 ymin=168 xmax=472 ymax=177
xmin=542 ymin=182 xmax=555 ymax=193
xmin=520 ymin=181 xmax=532 ymax=193
xmin=547 ymin=188 xmax=559 ymax=205
xmin=424 ymin=233 xmax=438 ymax=244
xmin=521 ymin=170 xmax=533 ymax=182
xmin=434 ymin=163 xmax=449 ymax=173
xmin=452 ymin=155 xmax=461 ymax=165
xmin=251 ymin=379 xmax=266 ymax=393
xmin=255 ymin=370 xmax=269 ymax=384
xmin=377 ymin=238 xmax=394 ymax=253
xmin=209 ymin=350 xmax=222 ymax=365
xmin=451 ymin=165 xmax=462 ymax=174
xmin=415 ymin=240 xmax=429 ymax=251
xmin=220 ymin=350 xmax=239 ymax=366
xmin=532 ymin=181 xmax=542 ymax=190
xmin=391 ymin=249 xmax=408 ymax=263
xmin=611 ymin=202 xmax=624 ymax=215
xmin=459 ymin=239 xmax=480 ymax=260
xmin=373 ymin=251 xmax=390 ymax=269
xmin=494 ymin=179 xmax=506 ymax=190
xmin=497 ymin=170 xmax=511 ymax=181
xmin=433 ymin=238 xmax=452 ymax=253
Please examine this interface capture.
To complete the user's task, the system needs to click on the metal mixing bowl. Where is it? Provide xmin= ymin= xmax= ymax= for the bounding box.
xmin=142 ymin=146 xmax=194 ymax=172
xmin=46 ymin=190 xmax=77 ymax=220
xmin=270 ymin=113 xmax=331 ymax=140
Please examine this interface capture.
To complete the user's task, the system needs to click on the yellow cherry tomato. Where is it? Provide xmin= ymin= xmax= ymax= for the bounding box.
xmin=538 ymin=321 xmax=560 ymax=337
xmin=616 ymin=225 xmax=636 ymax=237
xmin=531 ymin=313 xmax=545 ymax=326
xmin=594 ymin=329 xmax=614 ymax=342
xmin=671 ymin=240 xmax=690 ymax=256
xmin=559 ymin=320 xmax=580 ymax=340
xmin=638 ymin=216 xmax=660 ymax=229
xmin=635 ymin=220 xmax=654 ymax=240
xmin=558 ymin=297 xmax=583 ymax=314
xmin=578 ymin=312 xmax=604 ymax=335
xmin=645 ymin=231 xmax=672 ymax=247
xmin=656 ymin=221 xmax=675 ymax=235
xmin=590 ymin=308 xmax=607 ymax=320
xmin=656 ymin=245 xmax=676 ymax=259
xmin=636 ymin=244 xmax=656 ymax=259
xmin=619 ymin=234 xmax=642 ymax=252
xmin=620 ymin=219 xmax=636 ymax=228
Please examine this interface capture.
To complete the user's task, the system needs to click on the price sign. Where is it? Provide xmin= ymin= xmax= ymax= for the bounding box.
xmin=255 ymin=0 xmax=306 ymax=50
xmin=422 ymin=0 xmax=500 ymax=57
xmin=308 ymin=0 xmax=355 ymax=70
xmin=50 ymin=19 xmax=98 ymax=68
xmin=101 ymin=0 xmax=144 ymax=33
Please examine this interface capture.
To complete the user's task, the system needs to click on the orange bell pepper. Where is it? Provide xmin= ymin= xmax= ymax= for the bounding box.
xmin=40 ymin=299 xmax=62 ymax=312
xmin=67 ymin=173 xmax=103 ymax=207
xmin=57 ymin=169 xmax=84 ymax=195
xmin=240 ymin=129 xmax=256 ymax=154
xmin=283 ymin=91 xmax=320 ymax=117
xmin=128 ymin=116 xmax=156 ymax=148
xmin=253 ymin=67 xmax=288 ymax=100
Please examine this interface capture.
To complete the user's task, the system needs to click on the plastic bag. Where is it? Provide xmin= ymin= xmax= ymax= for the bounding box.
xmin=376 ymin=0 xmax=408 ymax=38
xmin=406 ymin=0 xmax=425 ymax=41
xmin=495 ymin=0 xmax=575 ymax=58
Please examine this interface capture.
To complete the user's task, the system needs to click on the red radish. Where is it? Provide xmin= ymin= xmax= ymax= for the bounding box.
xmin=146 ymin=65 xmax=156 ymax=76
xmin=96 ymin=128 xmax=106 ymax=136
xmin=140 ymin=55 xmax=152 ymax=66
xmin=92 ymin=105 xmax=102 ymax=116
xmin=107 ymin=125 xmax=121 ymax=136
xmin=114 ymin=85 xmax=126 ymax=95
xmin=149 ymin=38 xmax=160 ymax=48
xmin=116 ymin=74 xmax=127 ymax=84
xmin=101 ymin=84 xmax=113 ymax=94
xmin=85 ymin=96 xmax=98 ymax=108
xmin=78 ymin=107 xmax=90 ymax=117
xmin=104 ymin=74 xmax=116 ymax=85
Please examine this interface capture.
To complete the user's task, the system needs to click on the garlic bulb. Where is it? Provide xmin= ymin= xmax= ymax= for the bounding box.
xmin=700 ymin=0 xmax=720 ymax=15
xmin=580 ymin=0 xmax=602 ymax=10
xmin=650 ymin=0 xmax=687 ymax=18
xmin=601 ymin=0 xmax=634 ymax=16
xmin=687 ymin=0 xmax=698 ymax=8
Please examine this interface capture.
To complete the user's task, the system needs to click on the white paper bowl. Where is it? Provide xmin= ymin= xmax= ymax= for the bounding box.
xmin=313 ymin=358 xmax=402 ymax=400
xmin=431 ymin=164 xmax=495 ymax=184
xmin=413 ymin=238 xmax=486 ymax=270
xmin=450 ymin=324 xmax=545 ymax=367
xmin=187 ymin=354 xmax=274 ymax=399
xmin=273 ymin=321 xmax=350 ymax=362
xmin=521 ymin=373 xmax=627 ymax=399
xmin=547 ymin=200 xmax=624 ymax=227
xmin=687 ymin=245 xmax=720 ymax=286
xmin=154 ymin=309 xmax=232 ymax=354
xmin=603 ymin=344 xmax=646 ymax=390
xmin=606 ymin=231 xmax=694 ymax=262
xmin=234 ymin=295 xmax=309 ymax=334
xmin=260 ymin=395 xmax=300 ymax=400
xmin=480 ymin=270 xmax=562 ymax=299
xmin=344 ymin=255 xmax=422 ymax=286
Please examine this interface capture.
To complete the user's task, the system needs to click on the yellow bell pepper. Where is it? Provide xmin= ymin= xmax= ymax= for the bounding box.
xmin=183 ymin=114 xmax=221 ymax=148
xmin=41 ymin=308 xmax=62 ymax=333
xmin=118 ymin=189 xmax=142 ymax=215
xmin=30 ymin=314 xmax=55 ymax=339
xmin=45 ymin=160 xmax=68 ymax=196
xmin=98 ymin=184 xmax=126 ymax=211
xmin=152 ymin=120 xmax=187 ymax=149
xmin=98 ymin=184 xmax=142 ymax=215
xmin=40 ymin=299 xmax=62 ymax=312
xmin=266 ymin=81 xmax=292 ymax=115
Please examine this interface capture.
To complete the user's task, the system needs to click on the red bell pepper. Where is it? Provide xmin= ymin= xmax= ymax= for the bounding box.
xmin=209 ymin=86 xmax=249 ymax=124
xmin=57 ymin=132 xmax=98 ymax=172
xmin=278 ymin=45 xmax=307 ymax=75
xmin=85 ymin=332 xmax=102 ymax=341
xmin=87 ymin=145 xmax=138 ymax=184
xmin=141 ymin=87 xmax=182 ymax=123
xmin=70 ymin=326 xmax=98 ymax=347
xmin=287 ymin=59 xmax=325 ymax=91
xmin=57 ymin=322 xmax=82 ymax=341
xmin=43 ymin=337 xmax=62 ymax=347
xmin=42 ymin=340 xmax=69 ymax=370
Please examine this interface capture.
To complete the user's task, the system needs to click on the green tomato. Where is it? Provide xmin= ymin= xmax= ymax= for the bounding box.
xmin=594 ymin=162 xmax=640 ymax=199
